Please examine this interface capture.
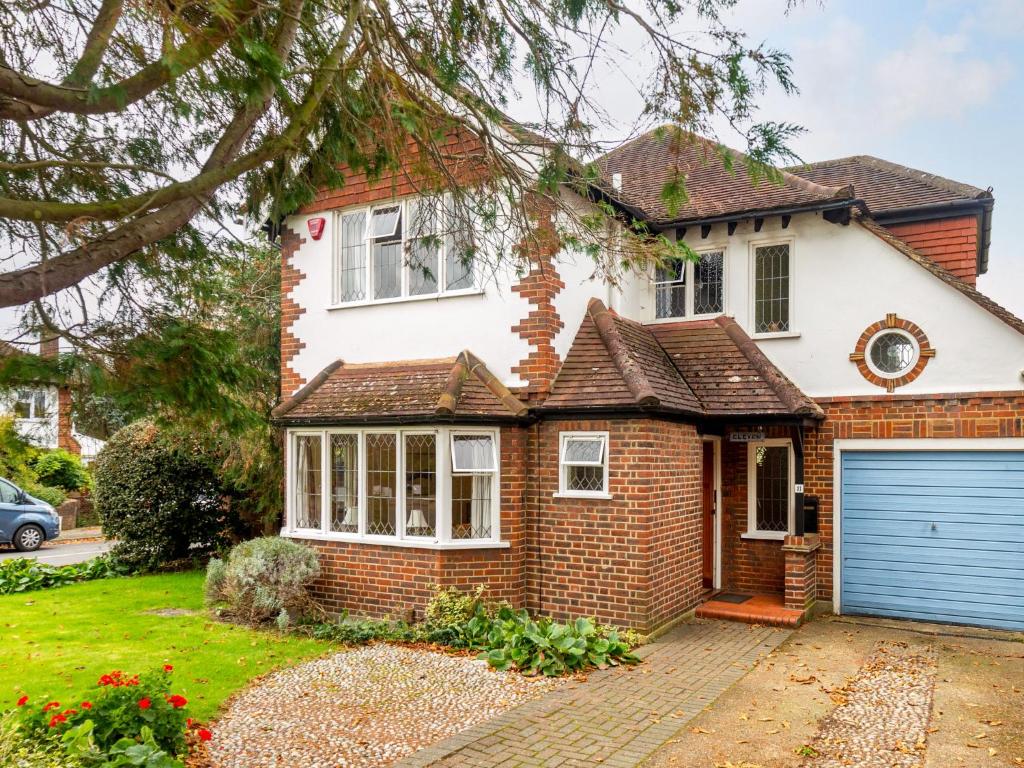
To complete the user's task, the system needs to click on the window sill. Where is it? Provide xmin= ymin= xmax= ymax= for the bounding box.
xmin=552 ymin=491 xmax=613 ymax=500
xmin=327 ymin=288 xmax=484 ymax=310
xmin=740 ymin=531 xmax=788 ymax=541
xmin=280 ymin=529 xmax=509 ymax=550
xmin=647 ymin=312 xmax=725 ymax=326
xmin=751 ymin=330 xmax=801 ymax=340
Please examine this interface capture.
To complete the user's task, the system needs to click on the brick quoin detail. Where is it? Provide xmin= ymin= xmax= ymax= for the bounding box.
xmin=279 ymin=224 xmax=308 ymax=398
xmin=511 ymin=196 xmax=565 ymax=400
xmin=886 ymin=215 xmax=979 ymax=284
xmin=849 ymin=314 xmax=935 ymax=392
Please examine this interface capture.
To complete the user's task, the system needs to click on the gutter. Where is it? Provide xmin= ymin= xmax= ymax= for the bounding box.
xmin=651 ymin=197 xmax=867 ymax=230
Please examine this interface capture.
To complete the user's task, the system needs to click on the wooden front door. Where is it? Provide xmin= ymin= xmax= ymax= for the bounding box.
xmin=701 ymin=441 xmax=716 ymax=589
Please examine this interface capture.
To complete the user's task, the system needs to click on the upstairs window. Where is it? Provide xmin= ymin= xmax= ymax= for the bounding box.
xmin=654 ymin=250 xmax=725 ymax=320
xmin=753 ymin=243 xmax=791 ymax=334
xmin=13 ymin=389 xmax=48 ymax=420
xmin=332 ymin=197 xmax=476 ymax=306
xmin=558 ymin=432 xmax=610 ymax=497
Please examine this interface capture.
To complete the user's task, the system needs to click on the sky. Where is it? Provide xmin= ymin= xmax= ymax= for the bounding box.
xmin=511 ymin=0 xmax=1024 ymax=316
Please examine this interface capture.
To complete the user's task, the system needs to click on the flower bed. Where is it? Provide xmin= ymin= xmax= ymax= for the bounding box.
xmin=0 ymin=555 xmax=130 ymax=595
xmin=6 ymin=666 xmax=209 ymax=767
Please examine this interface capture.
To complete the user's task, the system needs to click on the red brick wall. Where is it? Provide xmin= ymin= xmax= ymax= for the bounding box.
xmin=805 ymin=391 xmax=1024 ymax=602
xmin=300 ymin=425 xmax=527 ymax=619
xmin=886 ymin=215 xmax=978 ymax=284
xmin=527 ymin=418 xmax=703 ymax=632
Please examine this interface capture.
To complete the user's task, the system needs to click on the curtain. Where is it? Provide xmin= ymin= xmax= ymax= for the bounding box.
xmin=295 ymin=438 xmax=309 ymax=526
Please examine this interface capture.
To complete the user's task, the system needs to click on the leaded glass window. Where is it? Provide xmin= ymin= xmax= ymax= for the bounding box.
xmin=366 ymin=433 xmax=397 ymax=535
xmin=335 ymin=212 xmax=366 ymax=303
xmin=451 ymin=434 xmax=496 ymax=473
xmin=372 ymin=206 xmax=403 ymax=300
xmin=451 ymin=473 xmax=492 ymax=539
xmin=869 ymin=332 xmax=916 ymax=375
xmin=293 ymin=434 xmax=322 ymax=529
xmin=655 ymin=259 xmax=686 ymax=319
xmin=404 ymin=434 xmax=436 ymax=537
xmin=407 ymin=200 xmax=439 ymax=296
xmin=753 ymin=243 xmax=790 ymax=333
xmin=330 ymin=434 xmax=359 ymax=533
xmin=694 ymin=250 xmax=724 ymax=315
xmin=559 ymin=432 xmax=609 ymax=496
xmin=752 ymin=444 xmax=790 ymax=533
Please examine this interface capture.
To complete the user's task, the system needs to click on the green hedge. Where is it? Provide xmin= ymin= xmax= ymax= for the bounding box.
xmin=0 ymin=556 xmax=130 ymax=595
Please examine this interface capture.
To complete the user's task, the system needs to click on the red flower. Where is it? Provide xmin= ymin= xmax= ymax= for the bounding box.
xmin=198 ymin=728 xmax=212 ymax=742
xmin=48 ymin=714 xmax=67 ymax=728
xmin=138 ymin=697 xmax=152 ymax=710
xmin=81 ymin=701 xmax=92 ymax=710
xmin=166 ymin=694 xmax=188 ymax=709
xmin=98 ymin=674 xmax=114 ymax=686
xmin=186 ymin=718 xmax=194 ymax=727
xmin=42 ymin=701 xmax=61 ymax=712
xmin=16 ymin=696 xmax=28 ymax=707
xmin=163 ymin=664 xmax=174 ymax=673
xmin=63 ymin=708 xmax=77 ymax=717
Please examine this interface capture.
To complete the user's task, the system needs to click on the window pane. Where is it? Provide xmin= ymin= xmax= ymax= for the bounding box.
xmin=754 ymin=445 xmax=789 ymax=532
xmin=404 ymin=434 xmax=436 ymax=537
xmin=694 ymin=250 xmax=724 ymax=315
xmin=373 ymin=241 xmax=402 ymax=299
xmin=564 ymin=438 xmax=604 ymax=464
xmin=0 ymin=480 xmax=19 ymax=504
xmin=452 ymin=434 xmax=495 ymax=472
xmin=655 ymin=260 xmax=685 ymax=319
xmin=293 ymin=435 xmax=322 ymax=529
xmin=870 ymin=332 xmax=915 ymax=374
xmin=754 ymin=244 xmax=790 ymax=333
xmin=13 ymin=390 xmax=32 ymax=419
xmin=407 ymin=198 xmax=438 ymax=237
xmin=336 ymin=212 xmax=366 ymax=303
xmin=567 ymin=464 xmax=605 ymax=493
xmin=408 ymin=238 xmax=439 ymax=296
xmin=366 ymin=433 xmax=397 ymax=536
xmin=330 ymin=434 xmax=359 ymax=533
xmin=371 ymin=206 xmax=401 ymax=238
xmin=445 ymin=233 xmax=475 ymax=291
xmin=451 ymin=473 xmax=492 ymax=539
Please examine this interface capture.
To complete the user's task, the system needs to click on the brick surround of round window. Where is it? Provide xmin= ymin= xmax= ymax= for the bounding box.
xmin=849 ymin=314 xmax=935 ymax=392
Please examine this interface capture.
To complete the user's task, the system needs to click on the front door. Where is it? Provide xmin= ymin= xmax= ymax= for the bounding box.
xmin=701 ymin=441 xmax=716 ymax=589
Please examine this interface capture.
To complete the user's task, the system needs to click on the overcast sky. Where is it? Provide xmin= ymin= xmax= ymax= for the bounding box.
xmin=511 ymin=0 xmax=1024 ymax=316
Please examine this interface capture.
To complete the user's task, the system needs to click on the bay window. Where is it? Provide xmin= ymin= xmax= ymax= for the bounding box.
xmin=332 ymin=196 xmax=477 ymax=306
xmin=286 ymin=427 xmax=501 ymax=546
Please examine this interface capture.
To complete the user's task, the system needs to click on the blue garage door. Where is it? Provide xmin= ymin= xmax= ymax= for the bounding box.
xmin=841 ymin=450 xmax=1024 ymax=631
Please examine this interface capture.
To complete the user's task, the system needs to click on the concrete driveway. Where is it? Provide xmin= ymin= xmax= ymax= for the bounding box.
xmin=0 ymin=539 xmax=111 ymax=565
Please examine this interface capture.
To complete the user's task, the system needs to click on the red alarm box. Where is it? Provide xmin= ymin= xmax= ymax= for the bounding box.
xmin=307 ymin=217 xmax=326 ymax=240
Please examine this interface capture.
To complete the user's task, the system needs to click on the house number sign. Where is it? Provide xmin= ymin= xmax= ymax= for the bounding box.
xmin=729 ymin=431 xmax=766 ymax=442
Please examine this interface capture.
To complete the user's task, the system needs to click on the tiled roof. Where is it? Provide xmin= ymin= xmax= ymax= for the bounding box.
xmin=856 ymin=213 xmax=1024 ymax=338
xmin=595 ymin=128 xmax=852 ymax=225
xmin=789 ymin=155 xmax=991 ymax=214
xmin=272 ymin=352 xmax=529 ymax=424
xmin=545 ymin=299 xmax=822 ymax=419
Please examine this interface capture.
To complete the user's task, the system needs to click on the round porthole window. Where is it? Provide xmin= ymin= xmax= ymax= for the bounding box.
xmin=866 ymin=330 xmax=919 ymax=378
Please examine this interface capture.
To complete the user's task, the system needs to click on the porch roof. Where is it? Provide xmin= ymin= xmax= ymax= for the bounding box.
xmin=272 ymin=351 xmax=529 ymax=426
xmin=544 ymin=299 xmax=823 ymax=420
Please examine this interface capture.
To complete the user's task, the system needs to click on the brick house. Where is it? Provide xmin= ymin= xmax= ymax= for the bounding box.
xmin=272 ymin=129 xmax=1024 ymax=633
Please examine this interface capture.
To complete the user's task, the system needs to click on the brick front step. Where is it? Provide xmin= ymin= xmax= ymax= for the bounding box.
xmin=695 ymin=593 xmax=805 ymax=628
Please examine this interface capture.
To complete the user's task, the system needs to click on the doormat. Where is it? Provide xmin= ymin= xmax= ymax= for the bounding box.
xmin=714 ymin=593 xmax=752 ymax=604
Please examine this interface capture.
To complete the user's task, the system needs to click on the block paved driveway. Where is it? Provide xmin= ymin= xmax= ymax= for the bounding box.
xmin=396 ymin=619 xmax=791 ymax=768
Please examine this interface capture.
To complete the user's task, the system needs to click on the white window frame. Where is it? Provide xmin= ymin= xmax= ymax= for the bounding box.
xmin=748 ymin=238 xmax=797 ymax=339
xmin=744 ymin=438 xmax=795 ymax=540
xmin=450 ymin=431 xmax=497 ymax=473
xmin=650 ymin=246 xmax=727 ymax=323
xmin=283 ymin=426 xmax=504 ymax=549
xmin=555 ymin=431 xmax=611 ymax=499
xmin=329 ymin=196 xmax=482 ymax=309
xmin=13 ymin=388 xmax=49 ymax=421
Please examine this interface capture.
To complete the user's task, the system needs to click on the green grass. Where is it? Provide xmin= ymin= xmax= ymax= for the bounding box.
xmin=0 ymin=571 xmax=333 ymax=721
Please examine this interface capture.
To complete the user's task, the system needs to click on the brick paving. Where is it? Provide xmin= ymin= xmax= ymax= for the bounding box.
xmin=395 ymin=619 xmax=791 ymax=768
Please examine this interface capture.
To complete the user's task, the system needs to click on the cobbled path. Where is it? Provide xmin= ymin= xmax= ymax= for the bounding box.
xmin=396 ymin=620 xmax=790 ymax=768
xmin=808 ymin=640 xmax=938 ymax=768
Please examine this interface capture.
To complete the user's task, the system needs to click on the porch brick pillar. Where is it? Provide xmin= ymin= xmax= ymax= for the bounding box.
xmin=781 ymin=533 xmax=821 ymax=612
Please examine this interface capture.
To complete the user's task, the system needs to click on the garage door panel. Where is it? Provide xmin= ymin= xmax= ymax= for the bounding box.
xmin=841 ymin=449 xmax=1024 ymax=632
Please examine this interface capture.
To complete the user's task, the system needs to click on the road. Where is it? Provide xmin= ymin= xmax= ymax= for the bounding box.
xmin=0 ymin=540 xmax=112 ymax=565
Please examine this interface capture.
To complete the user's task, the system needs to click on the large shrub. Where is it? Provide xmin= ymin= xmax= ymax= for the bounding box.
xmin=32 ymin=449 xmax=91 ymax=492
xmin=93 ymin=421 xmax=230 ymax=571
xmin=204 ymin=537 xmax=319 ymax=626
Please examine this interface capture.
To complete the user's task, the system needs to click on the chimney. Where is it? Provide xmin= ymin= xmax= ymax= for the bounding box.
xmin=40 ymin=335 xmax=59 ymax=359
xmin=611 ymin=172 xmax=623 ymax=192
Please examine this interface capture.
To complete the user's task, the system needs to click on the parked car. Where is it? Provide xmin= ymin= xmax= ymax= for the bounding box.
xmin=0 ymin=477 xmax=60 ymax=551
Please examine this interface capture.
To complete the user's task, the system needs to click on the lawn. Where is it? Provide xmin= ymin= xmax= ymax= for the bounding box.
xmin=0 ymin=571 xmax=333 ymax=721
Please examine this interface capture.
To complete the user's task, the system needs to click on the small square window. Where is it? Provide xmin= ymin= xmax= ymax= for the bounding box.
xmin=451 ymin=433 xmax=496 ymax=473
xmin=559 ymin=432 xmax=609 ymax=497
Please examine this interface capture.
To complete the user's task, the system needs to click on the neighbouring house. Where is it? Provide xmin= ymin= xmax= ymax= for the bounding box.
xmin=271 ymin=128 xmax=1024 ymax=633
xmin=0 ymin=337 xmax=105 ymax=462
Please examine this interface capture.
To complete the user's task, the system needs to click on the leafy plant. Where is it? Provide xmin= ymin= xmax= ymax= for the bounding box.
xmin=19 ymin=479 xmax=67 ymax=508
xmin=33 ymin=449 xmax=91 ymax=492
xmin=0 ymin=709 xmax=83 ymax=768
xmin=0 ymin=556 xmax=130 ymax=595
xmin=93 ymin=421 xmax=233 ymax=571
xmin=204 ymin=537 xmax=319 ymax=626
